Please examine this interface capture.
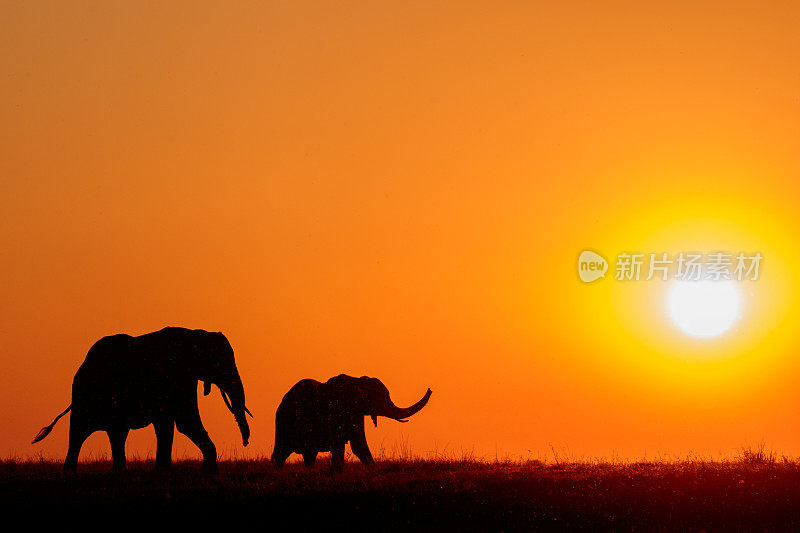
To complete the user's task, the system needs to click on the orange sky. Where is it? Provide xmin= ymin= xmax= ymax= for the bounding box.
xmin=4 ymin=1 xmax=800 ymax=462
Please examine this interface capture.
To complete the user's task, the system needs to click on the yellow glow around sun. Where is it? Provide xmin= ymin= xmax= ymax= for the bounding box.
xmin=562 ymin=179 xmax=799 ymax=403
xmin=667 ymin=280 xmax=741 ymax=338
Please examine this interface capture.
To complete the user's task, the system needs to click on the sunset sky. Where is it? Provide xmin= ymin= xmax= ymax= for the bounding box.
xmin=4 ymin=1 xmax=800 ymax=461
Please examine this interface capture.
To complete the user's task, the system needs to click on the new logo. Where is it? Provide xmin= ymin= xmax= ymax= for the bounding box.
xmin=578 ymin=250 xmax=608 ymax=283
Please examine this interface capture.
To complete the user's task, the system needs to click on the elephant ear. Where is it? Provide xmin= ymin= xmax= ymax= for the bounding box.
xmin=203 ymin=381 xmax=212 ymax=396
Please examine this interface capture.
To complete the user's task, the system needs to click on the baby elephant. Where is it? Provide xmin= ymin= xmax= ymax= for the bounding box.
xmin=272 ymin=374 xmax=432 ymax=471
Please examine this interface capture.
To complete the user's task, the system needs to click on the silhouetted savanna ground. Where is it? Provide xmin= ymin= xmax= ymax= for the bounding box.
xmin=5 ymin=446 xmax=800 ymax=531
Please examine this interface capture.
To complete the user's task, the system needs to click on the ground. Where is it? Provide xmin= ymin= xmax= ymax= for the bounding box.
xmin=3 ymin=456 xmax=800 ymax=531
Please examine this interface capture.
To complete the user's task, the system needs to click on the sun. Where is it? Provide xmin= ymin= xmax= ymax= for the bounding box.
xmin=667 ymin=280 xmax=741 ymax=338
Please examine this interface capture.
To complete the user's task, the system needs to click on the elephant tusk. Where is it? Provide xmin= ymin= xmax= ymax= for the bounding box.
xmin=244 ymin=406 xmax=254 ymax=418
xmin=220 ymin=389 xmax=234 ymax=413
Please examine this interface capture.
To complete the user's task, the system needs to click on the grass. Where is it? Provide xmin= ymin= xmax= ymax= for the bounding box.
xmin=736 ymin=440 xmax=778 ymax=465
xmin=4 ymin=447 xmax=800 ymax=530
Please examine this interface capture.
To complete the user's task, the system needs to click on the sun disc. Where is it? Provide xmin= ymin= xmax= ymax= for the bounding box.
xmin=667 ymin=280 xmax=740 ymax=338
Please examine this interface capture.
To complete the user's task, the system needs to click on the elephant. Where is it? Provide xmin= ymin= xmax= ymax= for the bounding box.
xmin=271 ymin=374 xmax=432 ymax=471
xmin=32 ymin=327 xmax=252 ymax=472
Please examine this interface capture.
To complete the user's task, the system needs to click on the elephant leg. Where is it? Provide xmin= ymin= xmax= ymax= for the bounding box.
xmin=271 ymin=428 xmax=292 ymax=469
xmin=108 ymin=425 xmax=129 ymax=471
xmin=302 ymin=451 xmax=317 ymax=468
xmin=330 ymin=441 xmax=345 ymax=473
xmin=271 ymin=446 xmax=291 ymax=469
xmin=176 ymin=407 xmax=216 ymax=472
xmin=153 ymin=418 xmax=175 ymax=470
xmin=350 ymin=432 xmax=375 ymax=468
xmin=64 ymin=416 xmax=91 ymax=472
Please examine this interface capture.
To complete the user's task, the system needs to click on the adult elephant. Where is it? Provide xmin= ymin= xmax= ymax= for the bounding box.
xmin=32 ymin=327 xmax=252 ymax=472
xmin=272 ymin=374 xmax=432 ymax=471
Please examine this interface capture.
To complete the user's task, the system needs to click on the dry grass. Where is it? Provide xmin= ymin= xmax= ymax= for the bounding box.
xmin=736 ymin=441 xmax=778 ymax=465
xmin=4 ymin=450 xmax=800 ymax=530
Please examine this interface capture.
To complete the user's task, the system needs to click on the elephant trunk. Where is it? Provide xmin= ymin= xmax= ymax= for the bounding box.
xmin=381 ymin=388 xmax=432 ymax=421
xmin=220 ymin=377 xmax=251 ymax=447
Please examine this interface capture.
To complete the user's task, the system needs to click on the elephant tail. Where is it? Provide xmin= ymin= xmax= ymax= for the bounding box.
xmin=32 ymin=404 xmax=71 ymax=444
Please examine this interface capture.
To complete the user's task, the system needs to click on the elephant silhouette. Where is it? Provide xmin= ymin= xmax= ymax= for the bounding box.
xmin=271 ymin=374 xmax=432 ymax=471
xmin=32 ymin=327 xmax=252 ymax=472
